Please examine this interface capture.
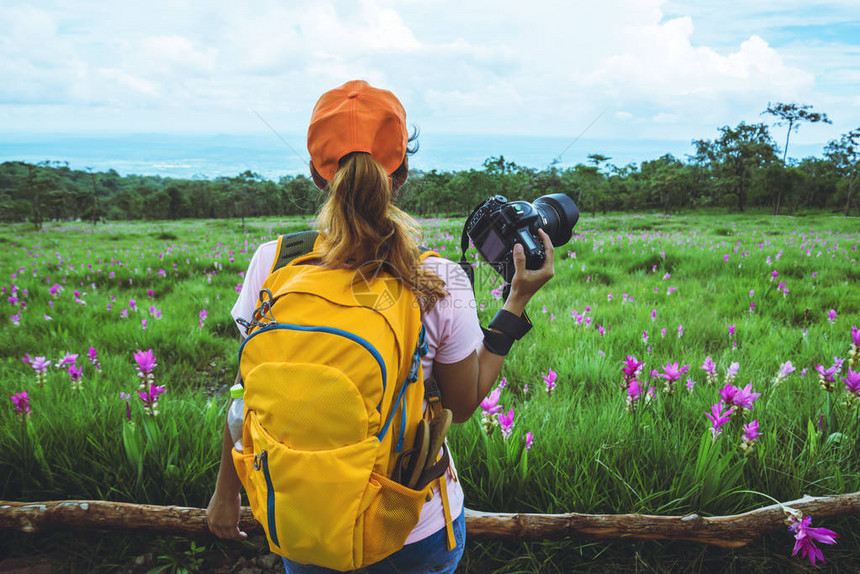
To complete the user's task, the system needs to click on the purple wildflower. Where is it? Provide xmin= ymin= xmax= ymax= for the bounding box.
xmin=138 ymin=385 xmax=166 ymax=416
xmin=10 ymin=391 xmax=30 ymax=419
xmin=732 ymin=383 xmax=761 ymax=411
xmin=815 ymin=364 xmax=838 ymax=392
xmin=741 ymin=419 xmax=762 ymax=452
xmin=480 ymin=388 xmax=502 ymax=416
xmin=827 ymin=309 xmax=837 ymax=324
xmin=67 ymin=364 xmax=83 ymax=391
xmin=55 ymin=351 xmax=78 ymax=369
xmin=842 ymin=369 xmax=860 ymax=398
xmin=498 ymin=408 xmax=515 ymax=440
xmin=622 ymin=355 xmax=644 ymax=387
xmin=199 ymin=309 xmax=207 ymax=328
xmin=700 ymin=356 xmax=718 ymax=385
xmin=134 ymin=349 xmax=157 ymax=376
xmin=524 ymin=431 xmax=534 ymax=451
xmin=705 ymin=401 xmax=735 ymax=439
xmin=87 ymin=347 xmax=101 ymax=371
xmin=119 ymin=392 xmax=133 ymax=423
xmin=775 ymin=361 xmax=795 ymax=385
xmin=725 ymin=362 xmax=740 ymax=383
xmin=543 ymin=368 xmax=558 ymax=396
xmin=788 ymin=515 xmax=838 ymax=566
xmin=30 ymin=356 xmax=50 ymax=373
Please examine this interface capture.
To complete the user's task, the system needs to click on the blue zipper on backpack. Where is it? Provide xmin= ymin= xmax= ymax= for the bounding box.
xmin=239 ymin=323 xmax=388 ymax=410
xmin=256 ymin=450 xmax=279 ymax=548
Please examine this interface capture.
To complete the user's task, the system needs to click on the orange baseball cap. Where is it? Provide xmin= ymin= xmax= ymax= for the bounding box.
xmin=307 ymin=80 xmax=408 ymax=182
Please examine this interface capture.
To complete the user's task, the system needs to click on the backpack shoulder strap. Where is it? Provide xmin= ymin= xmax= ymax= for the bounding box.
xmin=270 ymin=230 xmax=320 ymax=274
xmin=418 ymin=248 xmax=440 ymax=262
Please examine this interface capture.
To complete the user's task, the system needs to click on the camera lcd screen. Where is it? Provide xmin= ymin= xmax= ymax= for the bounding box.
xmin=480 ymin=229 xmax=506 ymax=261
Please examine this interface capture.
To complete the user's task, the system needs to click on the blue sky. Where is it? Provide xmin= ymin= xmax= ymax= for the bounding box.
xmin=1 ymin=0 xmax=857 ymax=163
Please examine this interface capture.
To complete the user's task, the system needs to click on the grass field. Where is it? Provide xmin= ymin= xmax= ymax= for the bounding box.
xmin=1 ymin=211 xmax=858 ymax=572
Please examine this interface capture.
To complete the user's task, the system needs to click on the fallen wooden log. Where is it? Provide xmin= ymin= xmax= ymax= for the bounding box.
xmin=1 ymin=492 xmax=858 ymax=549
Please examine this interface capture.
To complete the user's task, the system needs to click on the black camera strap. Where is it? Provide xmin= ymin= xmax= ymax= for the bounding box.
xmin=457 ymin=225 xmax=475 ymax=290
xmin=459 ymin=198 xmax=488 ymax=291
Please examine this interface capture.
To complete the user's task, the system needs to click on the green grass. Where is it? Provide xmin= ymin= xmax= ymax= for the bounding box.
xmin=1 ymin=212 xmax=858 ymax=572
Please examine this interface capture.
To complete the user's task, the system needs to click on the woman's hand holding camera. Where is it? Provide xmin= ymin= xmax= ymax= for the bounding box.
xmin=506 ymin=228 xmax=555 ymax=315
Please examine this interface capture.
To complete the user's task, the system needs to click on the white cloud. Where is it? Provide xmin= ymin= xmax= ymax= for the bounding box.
xmin=0 ymin=0 xmax=855 ymax=148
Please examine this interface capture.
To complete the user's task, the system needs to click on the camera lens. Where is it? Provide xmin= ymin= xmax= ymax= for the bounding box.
xmin=533 ymin=193 xmax=580 ymax=246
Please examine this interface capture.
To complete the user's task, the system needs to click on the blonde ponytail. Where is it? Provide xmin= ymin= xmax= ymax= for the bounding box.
xmin=316 ymin=153 xmax=447 ymax=311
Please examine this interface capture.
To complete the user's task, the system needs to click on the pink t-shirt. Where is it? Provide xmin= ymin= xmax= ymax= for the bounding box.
xmin=231 ymin=240 xmax=483 ymax=544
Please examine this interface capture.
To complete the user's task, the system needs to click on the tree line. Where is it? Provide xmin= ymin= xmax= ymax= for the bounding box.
xmin=1 ymin=103 xmax=857 ymax=230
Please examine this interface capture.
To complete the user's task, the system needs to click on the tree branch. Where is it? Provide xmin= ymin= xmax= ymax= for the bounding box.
xmin=1 ymin=493 xmax=858 ymax=548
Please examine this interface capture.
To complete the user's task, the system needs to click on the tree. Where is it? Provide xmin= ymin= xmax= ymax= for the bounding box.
xmin=713 ymin=123 xmax=777 ymax=212
xmin=763 ymin=102 xmax=831 ymax=164
xmin=824 ymin=128 xmax=860 ymax=216
xmin=762 ymin=103 xmax=832 ymax=214
xmin=689 ymin=139 xmax=718 ymax=207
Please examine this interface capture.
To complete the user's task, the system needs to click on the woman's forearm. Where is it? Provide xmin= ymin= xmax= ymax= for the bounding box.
xmin=213 ymin=417 xmax=242 ymax=497
xmin=474 ymin=291 xmax=530 ymax=407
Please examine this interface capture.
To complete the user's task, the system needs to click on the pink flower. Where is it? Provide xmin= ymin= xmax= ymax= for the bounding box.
xmin=30 ymin=356 xmax=50 ymax=373
xmin=67 ymin=364 xmax=82 ymax=381
xmin=141 ymin=318 xmax=147 ymax=330
xmin=622 ymin=355 xmax=644 ymax=385
xmin=543 ymin=368 xmax=558 ymax=395
xmin=721 ymin=383 xmax=761 ymax=410
xmin=55 ymin=351 xmax=78 ymax=369
xmin=706 ymin=401 xmax=735 ymax=439
xmin=138 ymin=385 xmax=166 ymax=416
xmin=524 ymin=431 xmax=534 ymax=451
xmin=728 ymin=324 xmax=736 ymax=337
xmin=726 ymin=362 xmax=740 ymax=382
xmin=498 ymin=408 xmax=515 ymax=439
xmin=852 ymin=325 xmax=860 ymax=347
xmin=742 ymin=420 xmax=762 ymax=443
xmin=685 ymin=378 xmax=695 ymax=392
xmin=719 ymin=384 xmax=738 ymax=404
xmin=128 ymin=298 xmax=137 ymax=310
xmin=480 ymin=388 xmax=502 ymax=416
xmin=842 ymin=369 xmax=860 ymax=397
xmin=815 ymin=364 xmax=838 ymax=383
xmin=119 ymin=392 xmax=133 ymax=422
xmin=133 ymin=349 xmax=158 ymax=377
xmin=788 ymin=515 xmax=838 ymax=566
xmin=677 ymin=325 xmax=684 ymax=338
xmin=660 ymin=362 xmax=690 ymax=384
xmin=10 ymin=391 xmax=30 ymax=418
xmin=498 ymin=376 xmax=507 ymax=389
xmin=651 ymin=309 xmax=657 ymax=322
xmin=700 ymin=356 xmax=716 ymax=375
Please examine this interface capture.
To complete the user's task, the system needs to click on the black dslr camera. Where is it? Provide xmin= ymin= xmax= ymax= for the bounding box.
xmin=461 ymin=193 xmax=579 ymax=283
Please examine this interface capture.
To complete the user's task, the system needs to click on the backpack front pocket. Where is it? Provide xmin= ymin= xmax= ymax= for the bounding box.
xmin=244 ymin=410 xmax=380 ymax=571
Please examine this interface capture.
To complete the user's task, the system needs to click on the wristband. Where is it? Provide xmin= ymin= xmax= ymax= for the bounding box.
xmin=488 ymin=309 xmax=532 ymax=340
xmin=481 ymin=327 xmax=515 ymax=356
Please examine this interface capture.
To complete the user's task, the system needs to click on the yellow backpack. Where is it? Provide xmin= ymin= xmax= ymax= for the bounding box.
xmin=232 ymin=231 xmax=453 ymax=571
